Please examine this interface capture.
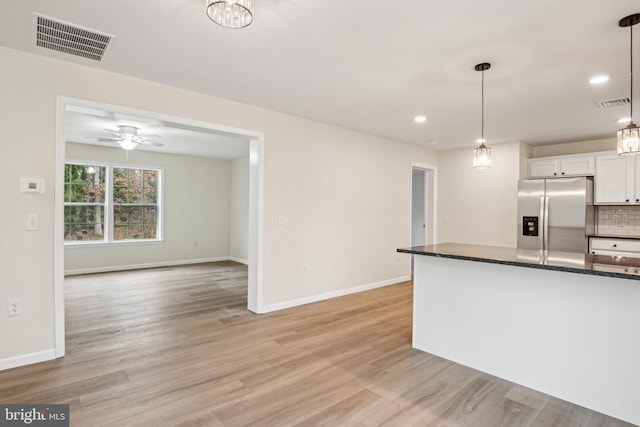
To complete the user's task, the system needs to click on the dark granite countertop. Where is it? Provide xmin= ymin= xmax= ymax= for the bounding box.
xmin=397 ymin=243 xmax=640 ymax=281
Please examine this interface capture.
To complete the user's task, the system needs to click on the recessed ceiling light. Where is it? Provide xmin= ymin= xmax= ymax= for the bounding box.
xmin=414 ymin=115 xmax=427 ymax=123
xmin=429 ymin=140 xmax=440 ymax=145
xmin=618 ymin=117 xmax=632 ymax=124
xmin=590 ymin=75 xmax=610 ymax=84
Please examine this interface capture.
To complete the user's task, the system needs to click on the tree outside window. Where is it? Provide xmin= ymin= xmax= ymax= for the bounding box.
xmin=64 ymin=162 xmax=161 ymax=243
xmin=113 ymin=167 xmax=159 ymax=240
xmin=64 ymin=164 xmax=106 ymax=241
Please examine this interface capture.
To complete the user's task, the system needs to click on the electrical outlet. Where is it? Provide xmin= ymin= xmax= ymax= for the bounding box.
xmin=8 ymin=298 xmax=22 ymax=316
xmin=303 ymin=264 xmax=309 ymax=275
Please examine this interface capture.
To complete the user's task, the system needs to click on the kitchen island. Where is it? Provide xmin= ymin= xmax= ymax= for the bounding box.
xmin=398 ymin=243 xmax=640 ymax=426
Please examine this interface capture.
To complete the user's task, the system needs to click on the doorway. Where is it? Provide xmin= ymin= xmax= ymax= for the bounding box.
xmin=54 ymin=96 xmax=264 ymax=357
xmin=411 ymin=164 xmax=435 ymax=247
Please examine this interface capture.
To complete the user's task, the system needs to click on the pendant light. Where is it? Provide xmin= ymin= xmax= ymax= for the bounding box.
xmin=473 ymin=63 xmax=492 ymax=168
xmin=617 ymin=14 xmax=640 ymax=155
xmin=206 ymin=0 xmax=254 ymax=29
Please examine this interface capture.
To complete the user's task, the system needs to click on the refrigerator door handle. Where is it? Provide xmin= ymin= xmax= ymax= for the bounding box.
xmin=539 ymin=196 xmax=545 ymax=250
xmin=544 ymin=196 xmax=550 ymax=251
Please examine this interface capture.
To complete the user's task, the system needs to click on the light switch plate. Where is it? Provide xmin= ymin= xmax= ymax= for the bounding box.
xmin=26 ymin=214 xmax=39 ymax=231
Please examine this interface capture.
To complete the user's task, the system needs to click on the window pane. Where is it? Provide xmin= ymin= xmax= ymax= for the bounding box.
xmin=113 ymin=167 xmax=158 ymax=204
xmin=64 ymin=205 xmax=104 ymax=241
xmin=64 ymin=164 xmax=106 ymax=203
xmin=143 ymin=207 xmax=158 ymax=238
xmin=113 ymin=205 xmax=157 ymax=240
xmin=114 ymin=205 xmax=130 ymax=225
xmin=143 ymin=170 xmax=159 ymax=204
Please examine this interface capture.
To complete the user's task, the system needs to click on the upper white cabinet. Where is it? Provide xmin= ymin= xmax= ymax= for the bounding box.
xmin=528 ymin=154 xmax=595 ymax=178
xmin=594 ymin=153 xmax=640 ymax=204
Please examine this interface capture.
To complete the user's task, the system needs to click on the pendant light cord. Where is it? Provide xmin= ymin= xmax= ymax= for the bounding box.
xmin=631 ymin=23 xmax=634 ymax=122
xmin=481 ymin=69 xmax=485 ymax=143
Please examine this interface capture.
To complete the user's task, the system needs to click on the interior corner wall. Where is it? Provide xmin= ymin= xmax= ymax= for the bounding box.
xmin=519 ymin=141 xmax=532 ymax=179
xmin=0 ymin=45 xmax=437 ymax=364
xmin=436 ymin=141 xmax=521 ymax=248
xmin=230 ymin=156 xmax=249 ymax=263
xmin=64 ymin=143 xmax=231 ymax=273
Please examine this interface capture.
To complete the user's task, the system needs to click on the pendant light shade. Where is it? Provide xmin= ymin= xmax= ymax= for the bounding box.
xmin=617 ymin=14 xmax=640 ymax=155
xmin=206 ymin=0 xmax=253 ymax=29
xmin=473 ymin=63 xmax=492 ymax=168
xmin=473 ymin=143 xmax=492 ymax=168
xmin=618 ymin=123 xmax=640 ymax=155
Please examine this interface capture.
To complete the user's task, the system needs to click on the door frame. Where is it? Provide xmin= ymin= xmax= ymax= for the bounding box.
xmin=54 ymin=96 xmax=265 ymax=357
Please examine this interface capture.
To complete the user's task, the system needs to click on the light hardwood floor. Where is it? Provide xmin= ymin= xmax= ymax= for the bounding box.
xmin=0 ymin=261 xmax=634 ymax=426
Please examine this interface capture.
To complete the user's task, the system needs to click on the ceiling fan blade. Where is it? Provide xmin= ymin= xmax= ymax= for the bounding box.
xmin=97 ymin=137 xmax=122 ymax=143
xmin=138 ymin=134 xmax=161 ymax=139
xmin=136 ymin=140 xmax=164 ymax=147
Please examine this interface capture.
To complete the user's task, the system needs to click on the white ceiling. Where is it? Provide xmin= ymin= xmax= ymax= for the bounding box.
xmin=64 ymin=105 xmax=251 ymax=159
xmin=1 ymin=0 xmax=639 ymax=152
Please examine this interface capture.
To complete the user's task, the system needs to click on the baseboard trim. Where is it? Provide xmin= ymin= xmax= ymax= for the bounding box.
xmin=64 ymin=257 xmax=232 ymax=276
xmin=228 ymin=257 xmax=249 ymax=265
xmin=0 ymin=349 xmax=56 ymax=371
xmin=260 ymin=275 xmax=411 ymax=313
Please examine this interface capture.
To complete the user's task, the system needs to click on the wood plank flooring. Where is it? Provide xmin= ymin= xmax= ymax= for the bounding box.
xmin=0 ymin=261 xmax=635 ymax=426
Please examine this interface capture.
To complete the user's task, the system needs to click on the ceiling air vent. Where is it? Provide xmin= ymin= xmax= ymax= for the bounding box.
xmin=597 ymin=97 xmax=630 ymax=109
xmin=34 ymin=14 xmax=113 ymax=61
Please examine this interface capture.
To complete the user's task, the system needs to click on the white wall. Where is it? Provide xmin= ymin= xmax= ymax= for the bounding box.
xmin=261 ymin=125 xmax=438 ymax=308
xmin=64 ymin=143 xmax=232 ymax=273
xmin=230 ymin=156 xmax=249 ymax=263
xmin=437 ymin=141 xmax=525 ymax=248
xmin=0 ymin=46 xmax=437 ymax=364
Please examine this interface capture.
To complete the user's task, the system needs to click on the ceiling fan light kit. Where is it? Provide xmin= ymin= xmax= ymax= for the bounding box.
xmin=98 ymin=125 xmax=163 ymax=151
xmin=205 ymin=0 xmax=253 ymax=29
xmin=118 ymin=136 xmax=138 ymax=151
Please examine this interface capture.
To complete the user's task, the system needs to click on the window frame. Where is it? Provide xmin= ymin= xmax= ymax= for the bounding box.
xmin=64 ymin=159 xmax=164 ymax=246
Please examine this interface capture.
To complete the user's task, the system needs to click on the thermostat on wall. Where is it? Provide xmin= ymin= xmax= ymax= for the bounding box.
xmin=20 ymin=178 xmax=45 ymax=194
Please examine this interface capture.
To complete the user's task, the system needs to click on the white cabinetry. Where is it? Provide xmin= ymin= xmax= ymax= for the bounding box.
xmin=594 ymin=154 xmax=640 ymax=204
xmin=589 ymin=237 xmax=640 ymax=258
xmin=528 ymin=155 xmax=594 ymax=178
xmin=592 ymin=263 xmax=640 ymax=275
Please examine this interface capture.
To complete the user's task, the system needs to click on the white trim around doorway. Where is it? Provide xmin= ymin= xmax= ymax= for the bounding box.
xmin=54 ymin=96 xmax=265 ymax=360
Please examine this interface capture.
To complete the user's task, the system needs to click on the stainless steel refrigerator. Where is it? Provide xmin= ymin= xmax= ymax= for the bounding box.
xmin=517 ymin=177 xmax=594 ymax=253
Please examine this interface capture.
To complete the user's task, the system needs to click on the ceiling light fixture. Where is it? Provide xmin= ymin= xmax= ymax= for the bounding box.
xmin=473 ymin=63 xmax=492 ymax=169
xmin=414 ymin=115 xmax=427 ymax=123
xmin=617 ymin=14 xmax=640 ymax=156
xmin=589 ymin=75 xmax=610 ymax=85
xmin=95 ymin=125 xmax=163 ymax=151
xmin=118 ymin=135 xmax=138 ymax=151
xmin=206 ymin=0 xmax=253 ymax=29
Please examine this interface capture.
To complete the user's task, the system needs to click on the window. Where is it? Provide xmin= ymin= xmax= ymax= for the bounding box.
xmin=64 ymin=164 xmax=106 ymax=241
xmin=113 ymin=167 xmax=159 ymax=240
xmin=64 ymin=162 xmax=162 ymax=244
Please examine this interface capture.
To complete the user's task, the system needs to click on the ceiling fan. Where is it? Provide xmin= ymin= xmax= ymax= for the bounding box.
xmin=98 ymin=125 xmax=163 ymax=151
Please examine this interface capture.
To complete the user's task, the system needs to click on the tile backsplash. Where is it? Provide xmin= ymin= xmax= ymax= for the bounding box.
xmin=596 ymin=205 xmax=640 ymax=237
